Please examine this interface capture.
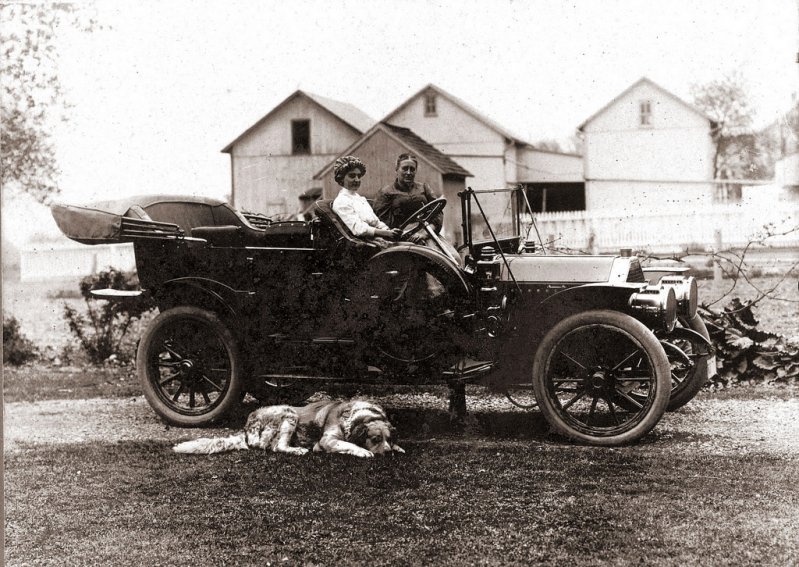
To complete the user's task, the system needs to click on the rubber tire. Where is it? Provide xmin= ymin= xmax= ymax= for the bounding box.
xmin=532 ymin=310 xmax=671 ymax=446
xmin=137 ymin=306 xmax=243 ymax=427
xmin=665 ymin=314 xmax=712 ymax=411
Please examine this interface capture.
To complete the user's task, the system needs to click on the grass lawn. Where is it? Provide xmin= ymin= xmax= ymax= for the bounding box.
xmin=5 ymin=364 xmax=799 ymax=566
xmin=5 ymin=435 xmax=798 ymax=566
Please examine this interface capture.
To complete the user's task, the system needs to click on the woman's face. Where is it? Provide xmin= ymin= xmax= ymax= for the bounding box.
xmin=342 ymin=168 xmax=364 ymax=191
xmin=396 ymin=159 xmax=417 ymax=187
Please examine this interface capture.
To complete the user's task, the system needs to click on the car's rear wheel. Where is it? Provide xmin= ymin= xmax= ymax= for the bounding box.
xmin=137 ymin=306 xmax=242 ymax=426
xmin=532 ymin=310 xmax=670 ymax=446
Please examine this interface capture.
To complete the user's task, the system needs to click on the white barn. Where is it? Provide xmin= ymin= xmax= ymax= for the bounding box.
xmin=222 ymin=90 xmax=375 ymax=216
xmin=382 ymin=84 xmax=583 ymax=198
xmin=577 ymin=77 xmax=717 ymax=213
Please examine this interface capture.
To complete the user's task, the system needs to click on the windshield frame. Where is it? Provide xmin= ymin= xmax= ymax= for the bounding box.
xmin=459 ymin=186 xmax=535 ymax=257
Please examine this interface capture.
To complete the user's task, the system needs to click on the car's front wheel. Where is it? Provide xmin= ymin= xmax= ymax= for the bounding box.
xmin=660 ymin=314 xmax=713 ymax=411
xmin=532 ymin=310 xmax=671 ymax=446
xmin=137 ymin=306 xmax=243 ymax=426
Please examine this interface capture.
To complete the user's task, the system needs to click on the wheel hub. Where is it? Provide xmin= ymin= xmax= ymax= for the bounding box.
xmin=586 ymin=368 xmax=614 ymax=394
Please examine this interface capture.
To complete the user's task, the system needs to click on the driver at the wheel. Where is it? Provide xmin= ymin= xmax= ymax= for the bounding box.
xmin=374 ymin=153 xmax=459 ymax=260
xmin=374 ymin=153 xmax=442 ymax=245
xmin=331 ymin=155 xmax=402 ymax=247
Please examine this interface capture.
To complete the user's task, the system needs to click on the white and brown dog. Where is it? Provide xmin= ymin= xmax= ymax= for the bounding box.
xmin=173 ymin=399 xmax=403 ymax=458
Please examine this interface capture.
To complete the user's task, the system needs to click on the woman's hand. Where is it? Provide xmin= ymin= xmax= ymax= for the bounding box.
xmin=375 ymin=228 xmax=402 ymax=240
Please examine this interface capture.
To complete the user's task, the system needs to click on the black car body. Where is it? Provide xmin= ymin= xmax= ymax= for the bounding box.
xmin=52 ymin=187 xmax=712 ymax=445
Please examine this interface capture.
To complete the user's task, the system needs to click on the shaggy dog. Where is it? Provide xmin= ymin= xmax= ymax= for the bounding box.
xmin=173 ymin=399 xmax=403 ymax=458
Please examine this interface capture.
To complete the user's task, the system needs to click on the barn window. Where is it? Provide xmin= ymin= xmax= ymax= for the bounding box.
xmin=424 ymin=93 xmax=437 ymax=116
xmin=292 ymin=120 xmax=311 ymax=154
xmin=639 ymin=100 xmax=652 ymax=127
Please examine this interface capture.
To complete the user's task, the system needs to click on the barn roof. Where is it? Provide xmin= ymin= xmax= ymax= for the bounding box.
xmin=221 ymin=90 xmax=375 ymax=153
xmin=382 ymin=83 xmax=530 ymax=146
xmin=313 ymin=122 xmax=472 ymax=180
xmin=577 ymin=77 xmax=717 ymax=132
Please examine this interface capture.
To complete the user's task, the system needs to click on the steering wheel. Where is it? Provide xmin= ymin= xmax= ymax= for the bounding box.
xmin=398 ymin=198 xmax=447 ymax=241
xmin=397 ymin=198 xmax=459 ymax=263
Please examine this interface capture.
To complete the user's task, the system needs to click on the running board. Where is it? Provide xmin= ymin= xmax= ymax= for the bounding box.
xmin=267 ymin=334 xmax=356 ymax=345
xmin=252 ymin=366 xmax=384 ymax=383
xmin=442 ymin=359 xmax=496 ymax=382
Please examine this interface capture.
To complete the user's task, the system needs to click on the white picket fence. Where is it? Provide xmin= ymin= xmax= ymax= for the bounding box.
xmin=17 ymin=204 xmax=799 ymax=282
xmin=20 ymin=241 xmax=136 ymax=283
xmin=530 ymin=204 xmax=799 ymax=254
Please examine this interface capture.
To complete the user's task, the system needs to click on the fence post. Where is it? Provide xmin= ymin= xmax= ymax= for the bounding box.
xmin=713 ymin=229 xmax=723 ymax=285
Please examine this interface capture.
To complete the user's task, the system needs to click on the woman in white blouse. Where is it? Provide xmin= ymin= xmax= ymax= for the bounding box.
xmin=331 ymin=155 xmax=401 ymax=244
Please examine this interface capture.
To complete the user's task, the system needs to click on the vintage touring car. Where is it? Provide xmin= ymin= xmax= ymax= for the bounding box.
xmin=52 ymin=187 xmax=713 ymax=446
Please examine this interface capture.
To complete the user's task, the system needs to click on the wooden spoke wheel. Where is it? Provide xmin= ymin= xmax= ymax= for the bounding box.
xmin=532 ymin=310 xmax=670 ymax=446
xmin=137 ymin=306 xmax=242 ymax=426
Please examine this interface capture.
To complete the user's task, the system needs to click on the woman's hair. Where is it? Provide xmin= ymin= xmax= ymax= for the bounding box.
xmin=395 ymin=153 xmax=419 ymax=169
xmin=333 ymin=155 xmax=366 ymax=185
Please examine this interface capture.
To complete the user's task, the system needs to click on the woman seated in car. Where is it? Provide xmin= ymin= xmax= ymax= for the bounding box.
xmin=332 ymin=155 xmax=401 ymax=246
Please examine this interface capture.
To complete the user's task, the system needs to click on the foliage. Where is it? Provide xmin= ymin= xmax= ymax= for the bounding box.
xmin=62 ymin=268 xmax=155 ymax=364
xmin=765 ymin=96 xmax=799 ymax=158
xmin=2 ymin=314 xmax=38 ymax=365
xmin=690 ymin=72 xmax=774 ymax=181
xmin=701 ymin=298 xmax=799 ymax=387
xmin=0 ymin=3 xmax=97 ymax=203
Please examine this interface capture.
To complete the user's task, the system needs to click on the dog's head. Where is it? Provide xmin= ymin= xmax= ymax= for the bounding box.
xmin=345 ymin=403 xmax=404 ymax=455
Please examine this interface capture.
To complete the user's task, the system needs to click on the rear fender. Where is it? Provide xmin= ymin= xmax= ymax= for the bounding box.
xmin=155 ymin=277 xmax=247 ymax=319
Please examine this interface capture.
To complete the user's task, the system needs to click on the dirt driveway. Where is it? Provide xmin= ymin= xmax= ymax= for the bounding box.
xmin=5 ymin=390 xmax=799 ymax=455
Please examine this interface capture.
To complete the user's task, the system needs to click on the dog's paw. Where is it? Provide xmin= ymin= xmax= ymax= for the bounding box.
xmin=352 ymin=447 xmax=374 ymax=458
xmin=392 ymin=444 xmax=405 ymax=454
xmin=292 ymin=447 xmax=310 ymax=456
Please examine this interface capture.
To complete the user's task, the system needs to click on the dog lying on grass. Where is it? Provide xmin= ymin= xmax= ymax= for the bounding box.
xmin=173 ymin=399 xmax=403 ymax=458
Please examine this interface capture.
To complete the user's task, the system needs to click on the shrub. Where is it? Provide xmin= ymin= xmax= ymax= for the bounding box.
xmin=3 ymin=314 xmax=38 ymax=365
xmin=701 ymin=298 xmax=799 ymax=387
xmin=62 ymin=268 xmax=156 ymax=364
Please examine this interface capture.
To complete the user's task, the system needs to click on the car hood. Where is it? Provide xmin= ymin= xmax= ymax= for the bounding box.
xmin=500 ymin=255 xmax=642 ymax=284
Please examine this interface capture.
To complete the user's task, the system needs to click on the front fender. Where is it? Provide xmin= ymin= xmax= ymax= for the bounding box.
xmin=369 ymin=244 xmax=472 ymax=298
xmin=656 ymin=326 xmax=714 ymax=351
xmin=534 ymin=283 xmax=643 ymax=324
xmin=487 ymin=283 xmax=646 ymax=386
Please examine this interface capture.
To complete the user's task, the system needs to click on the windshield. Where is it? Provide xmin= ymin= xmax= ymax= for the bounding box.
xmin=468 ymin=188 xmax=537 ymax=244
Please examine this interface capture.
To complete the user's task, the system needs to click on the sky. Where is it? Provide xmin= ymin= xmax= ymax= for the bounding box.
xmin=2 ymin=0 xmax=798 ymax=246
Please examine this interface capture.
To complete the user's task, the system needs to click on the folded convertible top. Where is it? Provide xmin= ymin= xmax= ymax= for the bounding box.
xmin=51 ymin=199 xmax=183 ymax=245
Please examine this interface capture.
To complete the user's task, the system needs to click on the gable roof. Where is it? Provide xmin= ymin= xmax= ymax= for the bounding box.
xmin=302 ymin=91 xmax=375 ymax=133
xmin=313 ymin=122 xmax=472 ymax=180
xmin=577 ymin=77 xmax=716 ymax=132
xmin=221 ymin=90 xmax=375 ymax=153
xmin=382 ymin=83 xmax=530 ymax=146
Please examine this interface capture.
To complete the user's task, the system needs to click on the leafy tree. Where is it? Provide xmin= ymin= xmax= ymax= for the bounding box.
xmin=689 ymin=72 xmax=770 ymax=181
xmin=771 ymin=96 xmax=799 ymax=157
xmin=0 ymin=3 xmax=96 ymax=204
